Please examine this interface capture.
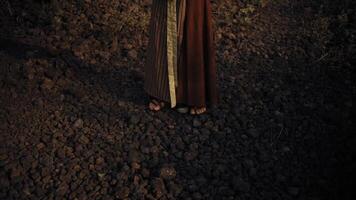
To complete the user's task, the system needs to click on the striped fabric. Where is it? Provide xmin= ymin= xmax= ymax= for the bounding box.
xmin=167 ymin=0 xmax=178 ymax=107
xmin=144 ymin=0 xmax=186 ymax=105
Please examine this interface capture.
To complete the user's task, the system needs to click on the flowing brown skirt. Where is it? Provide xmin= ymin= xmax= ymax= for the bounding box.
xmin=144 ymin=0 xmax=219 ymax=108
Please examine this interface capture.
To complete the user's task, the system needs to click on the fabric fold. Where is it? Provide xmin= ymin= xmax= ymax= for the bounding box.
xmin=144 ymin=0 xmax=218 ymax=108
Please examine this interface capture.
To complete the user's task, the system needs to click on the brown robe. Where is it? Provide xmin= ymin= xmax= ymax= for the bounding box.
xmin=144 ymin=0 xmax=219 ymax=108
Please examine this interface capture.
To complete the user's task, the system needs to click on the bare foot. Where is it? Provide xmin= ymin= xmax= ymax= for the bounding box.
xmin=149 ymin=99 xmax=165 ymax=111
xmin=190 ymin=107 xmax=207 ymax=115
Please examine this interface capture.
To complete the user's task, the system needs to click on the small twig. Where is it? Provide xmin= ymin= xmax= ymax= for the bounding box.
xmin=270 ymin=125 xmax=284 ymax=147
xmin=6 ymin=0 xmax=13 ymax=16
xmin=313 ymin=52 xmax=330 ymax=64
xmin=276 ymin=125 xmax=284 ymax=140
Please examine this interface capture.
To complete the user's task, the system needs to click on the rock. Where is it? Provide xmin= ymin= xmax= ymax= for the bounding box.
xmin=10 ymin=167 xmax=22 ymax=179
xmin=131 ymin=162 xmax=141 ymax=170
xmin=95 ymin=157 xmax=105 ymax=165
xmin=276 ymin=174 xmax=286 ymax=183
xmin=73 ymin=118 xmax=84 ymax=129
xmin=130 ymin=115 xmax=140 ymax=125
xmin=247 ymin=128 xmax=259 ymax=138
xmin=129 ymin=149 xmax=141 ymax=163
xmin=141 ymin=168 xmax=150 ymax=178
xmin=0 ymin=154 xmax=8 ymax=161
xmin=60 ymin=94 xmax=65 ymax=101
xmin=57 ymin=182 xmax=69 ymax=196
xmin=41 ymin=78 xmax=54 ymax=90
xmin=160 ymin=166 xmax=177 ymax=180
xmin=288 ymin=187 xmax=299 ymax=196
xmin=133 ymin=175 xmax=140 ymax=186
xmin=232 ymin=177 xmax=250 ymax=192
xmin=79 ymin=135 xmax=90 ymax=144
xmin=128 ymin=49 xmax=138 ymax=59
xmin=282 ymin=146 xmax=291 ymax=152
xmin=249 ymin=167 xmax=257 ymax=177
xmin=98 ymin=173 xmax=106 ymax=179
xmin=117 ymin=186 xmax=130 ymax=199
xmin=187 ymin=181 xmax=199 ymax=192
xmin=57 ymin=148 xmax=66 ymax=159
xmin=193 ymin=192 xmax=203 ymax=199
xmin=42 ymin=175 xmax=52 ymax=184
xmin=36 ymin=143 xmax=46 ymax=150
xmin=153 ymin=178 xmax=166 ymax=198
xmin=193 ymin=119 xmax=202 ymax=127
xmin=200 ymin=128 xmax=210 ymax=135
xmin=243 ymin=159 xmax=254 ymax=168
xmin=184 ymin=151 xmax=198 ymax=161
xmin=73 ymin=165 xmax=81 ymax=172
xmin=167 ymin=182 xmax=183 ymax=196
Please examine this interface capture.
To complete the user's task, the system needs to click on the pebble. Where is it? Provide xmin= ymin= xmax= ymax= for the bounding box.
xmin=41 ymin=78 xmax=54 ymax=90
xmin=288 ymin=187 xmax=300 ymax=196
xmin=232 ymin=177 xmax=250 ymax=192
xmin=184 ymin=151 xmax=198 ymax=161
xmin=117 ymin=187 xmax=130 ymax=199
xmin=95 ymin=157 xmax=105 ymax=165
xmin=79 ymin=135 xmax=90 ymax=144
xmin=193 ymin=119 xmax=202 ymax=127
xmin=160 ymin=166 xmax=177 ymax=180
xmin=36 ymin=143 xmax=46 ymax=150
xmin=247 ymin=128 xmax=259 ymax=138
xmin=131 ymin=162 xmax=141 ymax=170
xmin=128 ymin=50 xmax=138 ymax=59
xmin=73 ymin=119 xmax=84 ymax=129
xmin=153 ymin=178 xmax=165 ymax=198
xmin=130 ymin=115 xmax=140 ymax=125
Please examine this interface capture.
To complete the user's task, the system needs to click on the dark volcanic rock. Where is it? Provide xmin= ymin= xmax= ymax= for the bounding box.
xmin=73 ymin=118 xmax=84 ymax=129
xmin=160 ymin=166 xmax=177 ymax=180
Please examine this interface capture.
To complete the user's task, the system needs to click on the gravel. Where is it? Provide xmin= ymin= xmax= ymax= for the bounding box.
xmin=0 ymin=0 xmax=355 ymax=199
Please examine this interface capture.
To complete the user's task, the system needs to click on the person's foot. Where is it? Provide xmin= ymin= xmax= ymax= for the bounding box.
xmin=149 ymin=99 xmax=166 ymax=111
xmin=190 ymin=107 xmax=207 ymax=115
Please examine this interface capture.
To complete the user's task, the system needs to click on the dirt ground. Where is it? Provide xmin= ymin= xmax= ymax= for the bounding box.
xmin=0 ymin=0 xmax=355 ymax=199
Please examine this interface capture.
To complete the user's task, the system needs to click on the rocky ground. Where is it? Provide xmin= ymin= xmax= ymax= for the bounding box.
xmin=0 ymin=0 xmax=355 ymax=200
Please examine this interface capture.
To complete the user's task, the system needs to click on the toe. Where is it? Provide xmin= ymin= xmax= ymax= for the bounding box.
xmin=149 ymin=101 xmax=160 ymax=111
xmin=197 ymin=107 xmax=206 ymax=114
xmin=149 ymin=102 xmax=155 ymax=110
